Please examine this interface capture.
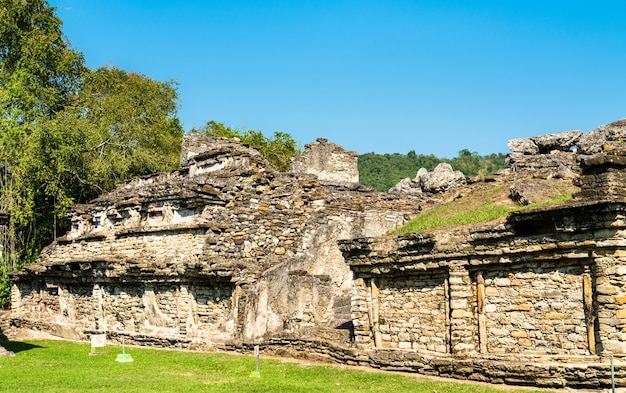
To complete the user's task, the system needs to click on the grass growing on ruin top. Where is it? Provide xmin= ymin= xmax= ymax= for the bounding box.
xmin=392 ymin=183 xmax=575 ymax=235
xmin=0 ymin=340 xmax=554 ymax=393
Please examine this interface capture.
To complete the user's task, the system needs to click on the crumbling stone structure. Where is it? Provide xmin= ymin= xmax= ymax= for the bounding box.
xmin=506 ymin=118 xmax=626 ymax=181
xmin=339 ymin=141 xmax=626 ymax=388
xmin=10 ymin=119 xmax=626 ymax=389
xmin=10 ymin=134 xmax=420 ymax=347
xmin=290 ymin=138 xmax=359 ymax=184
xmin=389 ymin=163 xmax=467 ymax=194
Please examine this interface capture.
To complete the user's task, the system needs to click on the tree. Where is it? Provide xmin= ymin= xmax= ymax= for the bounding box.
xmin=195 ymin=121 xmax=301 ymax=171
xmin=1 ymin=0 xmax=85 ymax=269
xmin=10 ymin=67 xmax=183 ymax=259
xmin=1 ymin=1 xmax=184 ymax=271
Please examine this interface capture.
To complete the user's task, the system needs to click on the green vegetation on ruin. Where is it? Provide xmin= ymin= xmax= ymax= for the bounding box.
xmin=0 ymin=340 xmax=553 ymax=393
xmin=391 ymin=182 xmax=576 ymax=235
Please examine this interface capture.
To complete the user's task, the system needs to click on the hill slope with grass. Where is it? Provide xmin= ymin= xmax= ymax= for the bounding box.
xmin=391 ymin=175 xmax=580 ymax=235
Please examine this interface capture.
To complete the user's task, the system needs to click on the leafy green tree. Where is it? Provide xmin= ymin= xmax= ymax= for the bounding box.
xmin=1 ymin=1 xmax=184 ymax=272
xmin=10 ymin=67 xmax=183 ymax=259
xmin=1 ymin=0 xmax=85 ymax=269
xmin=194 ymin=121 xmax=301 ymax=171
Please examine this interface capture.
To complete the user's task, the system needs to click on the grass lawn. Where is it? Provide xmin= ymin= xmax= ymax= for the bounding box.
xmin=0 ymin=340 xmax=555 ymax=393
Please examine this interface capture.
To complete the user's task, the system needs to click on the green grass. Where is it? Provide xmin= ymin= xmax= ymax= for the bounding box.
xmin=0 ymin=340 xmax=553 ymax=393
xmin=392 ymin=184 xmax=574 ymax=235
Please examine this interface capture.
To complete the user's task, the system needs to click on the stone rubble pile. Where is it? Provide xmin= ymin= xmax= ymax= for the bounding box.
xmin=389 ymin=163 xmax=466 ymax=194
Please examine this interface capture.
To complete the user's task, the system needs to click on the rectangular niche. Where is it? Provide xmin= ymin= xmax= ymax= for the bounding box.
xmin=376 ymin=268 xmax=449 ymax=353
xmin=474 ymin=261 xmax=594 ymax=356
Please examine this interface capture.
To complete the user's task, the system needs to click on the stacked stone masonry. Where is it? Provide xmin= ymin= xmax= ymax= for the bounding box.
xmin=10 ymin=120 xmax=626 ymax=389
xmin=11 ymin=134 xmax=422 ymax=347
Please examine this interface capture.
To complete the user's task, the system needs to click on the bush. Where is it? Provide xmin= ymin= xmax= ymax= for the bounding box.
xmin=0 ymin=266 xmax=12 ymax=309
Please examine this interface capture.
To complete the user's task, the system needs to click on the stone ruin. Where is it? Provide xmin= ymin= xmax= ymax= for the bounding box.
xmin=10 ymin=134 xmax=420 ymax=347
xmin=506 ymin=118 xmax=626 ymax=180
xmin=290 ymin=138 xmax=359 ymax=184
xmin=8 ymin=118 xmax=626 ymax=389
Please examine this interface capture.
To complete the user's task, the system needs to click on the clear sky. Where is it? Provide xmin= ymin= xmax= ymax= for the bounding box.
xmin=49 ymin=0 xmax=626 ymax=158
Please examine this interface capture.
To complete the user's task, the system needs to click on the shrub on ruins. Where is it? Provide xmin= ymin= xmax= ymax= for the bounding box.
xmin=0 ymin=0 xmax=183 ymax=268
xmin=194 ymin=121 xmax=301 ymax=171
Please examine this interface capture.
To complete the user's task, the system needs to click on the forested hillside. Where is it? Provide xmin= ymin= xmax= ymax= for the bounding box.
xmin=359 ymin=149 xmax=508 ymax=191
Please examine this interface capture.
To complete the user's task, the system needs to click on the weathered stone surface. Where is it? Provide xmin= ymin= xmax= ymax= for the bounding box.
xmin=388 ymin=177 xmax=422 ymax=194
xmin=0 ymin=345 xmax=14 ymax=357
xmin=390 ymin=164 xmax=466 ymax=194
xmin=578 ymin=118 xmax=626 ymax=155
xmin=508 ymin=130 xmax=582 ymax=155
xmin=533 ymin=130 xmax=582 ymax=153
xmin=575 ymin=147 xmax=626 ymax=200
xmin=506 ymin=151 xmax=579 ymax=179
xmin=289 ymin=138 xmax=359 ymax=184
xmin=509 ymin=179 xmax=563 ymax=205
xmin=11 ymin=135 xmax=420 ymax=347
xmin=508 ymin=138 xmax=540 ymax=155
xmin=419 ymin=163 xmax=466 ymax=193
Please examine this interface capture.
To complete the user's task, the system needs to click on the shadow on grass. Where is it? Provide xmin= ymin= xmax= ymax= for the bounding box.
xmin=1 ymin=341 xmax=45 ymax=353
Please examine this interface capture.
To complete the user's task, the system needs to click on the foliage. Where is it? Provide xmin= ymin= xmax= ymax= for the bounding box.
xmin=0 ymin=265 xmax=11 ymax=309
xmin=391 ymin=183 xmax=575 ymax=235
xmin=0 ymin=340 xmax=554 ymax=393
xmin=0 ymin=0 xmax=85 ymax=268
xmin=194 ymin=121 xmax=301 ymax=171
xmin=358 ymin=149 xmax=508 ymax=192
xmin=0 ymin=1 xmax=183 ymax=268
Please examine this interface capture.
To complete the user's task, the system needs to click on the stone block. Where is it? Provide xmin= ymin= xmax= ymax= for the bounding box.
xmin=398 ymin=341 xmax=412 ymax=349
xmin=545 ymin=313 xmax=570 ymax=319
xmin=449 ymin=299 xmax=467 ymax=309
xmin=510 ymin=330 xmax=528 ymax=338
xmin=597 ymin=285 xmax=619 ymax=296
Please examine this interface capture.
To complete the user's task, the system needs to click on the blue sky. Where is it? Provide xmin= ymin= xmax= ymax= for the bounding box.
xmin=49 ymin=0 xmax=626 ymax=158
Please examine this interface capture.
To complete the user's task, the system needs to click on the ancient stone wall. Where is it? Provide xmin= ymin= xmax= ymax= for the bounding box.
xmin=339 ymin=145 xmax=626 ymax=388
xmin=12 ymin=122 xmax=626 ymax=389
xmin=0 ymin=310 xmax=10 ymax=341
xmin=290 ymin=138 xmax=359 ymax=184
xmin=340 ymin=198 xmax=626 ymax=388
xmin=10 ymin=134 xmax=421 ymax=348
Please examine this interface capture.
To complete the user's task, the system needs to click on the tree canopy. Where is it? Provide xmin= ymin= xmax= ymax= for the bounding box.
xmin=0 ymin=0 xmax=183 ymax=277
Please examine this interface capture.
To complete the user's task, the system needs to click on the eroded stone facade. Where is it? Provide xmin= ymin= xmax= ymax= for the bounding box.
xmin=11 ymin=121 xmax=626 ymax=389
xmin=340 ymin=146 xmax=626 ymax=388
xmin=10 ymin=134 xmax=420 ymax=348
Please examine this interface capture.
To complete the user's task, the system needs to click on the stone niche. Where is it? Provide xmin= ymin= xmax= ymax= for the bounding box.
xmin=10 ymin=134 xmax=421 ymax=349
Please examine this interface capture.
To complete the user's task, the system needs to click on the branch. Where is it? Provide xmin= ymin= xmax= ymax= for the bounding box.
xmin=63 ymin=169 xmax=105 ymax=194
